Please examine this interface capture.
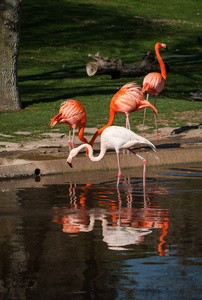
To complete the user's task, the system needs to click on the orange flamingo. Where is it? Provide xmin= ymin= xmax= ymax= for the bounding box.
xmin=89 ymin=82 xmax=158 ymax=146
xmin=141 ymin=42 xmax=167 ymax=138
xmin=50 ymin=99 xmax=88 ymax=151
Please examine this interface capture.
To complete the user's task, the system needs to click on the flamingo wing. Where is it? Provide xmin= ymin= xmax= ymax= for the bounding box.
xmin=59 ymin=100 xmax=87 ymax=127
xmin=142 ymin=72 xmax=165 ymax=95
xmin=101 ymin=126 xmax=155 ymax=151
xmin=112 ymin=82 xmax=144 ymax=113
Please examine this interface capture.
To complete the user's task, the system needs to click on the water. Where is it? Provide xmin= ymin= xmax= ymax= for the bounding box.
xmin=0 ymin=164 xmax=202 ymax=299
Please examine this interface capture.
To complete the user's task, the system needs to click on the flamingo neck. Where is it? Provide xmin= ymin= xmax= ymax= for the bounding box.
xmin=89 ymin=109 xmax=115 ymax=146
xmin=155 ymin=45 xmax=166 ymax=80
xmin=78 ymin=127 xmax=88 ymax=144
xmin=75 ymin=143 xmax=107 ymax=162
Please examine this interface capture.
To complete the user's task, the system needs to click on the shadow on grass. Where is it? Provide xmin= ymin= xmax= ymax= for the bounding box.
xmin=19 ymin=0 xmax=202 ymax=108
xmin=20 ymin=81 xmax=121 ymax=108
xmin=19 ymin=65 xmax=86 ymax=82
xmin=171 ymin=124 xmax=202 ymax=135
xmin=20 ymin=1 xmax=169 ymax=51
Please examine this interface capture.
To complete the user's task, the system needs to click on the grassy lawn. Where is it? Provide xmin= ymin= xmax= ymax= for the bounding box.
xmin=0 ymin=0 xmax=201 ymax=144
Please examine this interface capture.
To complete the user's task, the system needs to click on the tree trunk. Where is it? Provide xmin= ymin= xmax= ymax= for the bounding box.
xmin=86 ymin=52 xmax=169 ymax=79
xmin=0 ymin=0 xmax=22 ymax=111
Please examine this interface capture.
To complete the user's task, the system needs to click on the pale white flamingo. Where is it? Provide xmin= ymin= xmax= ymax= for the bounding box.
xmin=67 ymin=126 xmax=156 ymax=188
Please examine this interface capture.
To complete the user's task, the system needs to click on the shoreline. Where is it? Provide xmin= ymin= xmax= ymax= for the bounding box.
xmin=0 ymin=126 xmax=202 ymax=180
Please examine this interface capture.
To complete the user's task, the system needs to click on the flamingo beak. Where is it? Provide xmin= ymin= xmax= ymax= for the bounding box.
xmin=67 ymin=161 xmax=72 ymax=168
xmin=151 ymin=104 xmax=158 ymax=115
xmin=67 ymin=157 xmax=73 ymax=168
xmin=146 ymin=101 xmax=158 ymax=115
xmin=161 ymin=43 xmax=167 ymax=51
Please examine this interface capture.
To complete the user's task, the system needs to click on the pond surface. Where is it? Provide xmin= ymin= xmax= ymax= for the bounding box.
xmin=0 ymin=163 xmax=202 ymax=299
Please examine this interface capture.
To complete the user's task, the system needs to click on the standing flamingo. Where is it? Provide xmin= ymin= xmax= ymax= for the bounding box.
xmin=67 ymin=126 xmax=156 ymax=188
xmin=141 ymin=42 xmax=167 ymax=137
xmin=89 ymin=82 xmax=158 ymax=147
xmin=50 ymin=99 xmax=88 ymax=151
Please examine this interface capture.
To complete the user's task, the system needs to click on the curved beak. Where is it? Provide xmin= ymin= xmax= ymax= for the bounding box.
xmin=67 ymin=161 xmax=72 ymax=168
xmin=149 ymin=102 xmax=158 ymax=115
xmin=67 ymin=157 xmax=73 ymax=168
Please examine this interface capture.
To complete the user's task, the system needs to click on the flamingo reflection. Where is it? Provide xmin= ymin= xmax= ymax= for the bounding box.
xmin=52 ymin=179 xmax=169 ymax=254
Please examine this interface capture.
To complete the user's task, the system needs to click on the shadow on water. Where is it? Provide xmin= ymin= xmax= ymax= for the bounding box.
xmin=0 ymin=163 xmax=202 ymax=299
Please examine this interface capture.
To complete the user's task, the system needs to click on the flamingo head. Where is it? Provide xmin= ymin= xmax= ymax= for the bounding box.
xmin=49 ymin=119 xmax=57 ymax=129
xmin=67 ymin=155 xmax=73 ymax=168
xmin=137 ymin=100 xmax=158 ymax=115
xmin=156 ymin=43 xmax=168 ymax=51
xmin=161 ymin=43 xmax=167 ymax=50
xmin=67 ymin=147 xmax=81 ymax=167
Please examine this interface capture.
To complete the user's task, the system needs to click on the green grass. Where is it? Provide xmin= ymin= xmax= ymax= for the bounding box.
xmin=0 ymin=0 xmax=201 ymax=143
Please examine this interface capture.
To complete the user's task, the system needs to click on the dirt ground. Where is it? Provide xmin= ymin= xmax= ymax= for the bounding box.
xmin=0 ymin=123 xmax=201 ymax=181
xmin=0 ymin=124 xmax=202 ymax=158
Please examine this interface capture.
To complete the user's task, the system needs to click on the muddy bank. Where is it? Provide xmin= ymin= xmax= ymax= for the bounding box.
xmin=0 ymin=126 xmax=201 ymax=179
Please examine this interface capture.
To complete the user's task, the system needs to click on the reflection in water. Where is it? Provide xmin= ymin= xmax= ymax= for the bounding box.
xmin=52 ymin=176 xmax=169 ymax=254
xmin=0 ymin=165 xmax=201 ymax=299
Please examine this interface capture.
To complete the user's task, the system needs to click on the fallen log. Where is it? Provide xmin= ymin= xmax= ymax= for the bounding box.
xmin=86 ymin=51 xmax=169 ymax=79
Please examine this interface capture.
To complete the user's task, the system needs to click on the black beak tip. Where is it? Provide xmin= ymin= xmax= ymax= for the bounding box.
xmin=67 ymin=161 xmax=73 ymax=168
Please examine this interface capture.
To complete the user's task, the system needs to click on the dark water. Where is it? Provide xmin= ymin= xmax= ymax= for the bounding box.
xmin=0 ymin=164 xmax=202 ymax=299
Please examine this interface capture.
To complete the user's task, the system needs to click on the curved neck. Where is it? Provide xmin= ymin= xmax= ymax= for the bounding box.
xmin=75 ymin=143 xmax=107 ymax=162
xmin=78 ymin=127 xmax=88 ymax=144
xmin=155 ymin=45 xmax=166 ymax=80
xmin=50 ymin=112 xmax=62 ymax=128
xmin=89 ymin=109 xmax=115 ymax=146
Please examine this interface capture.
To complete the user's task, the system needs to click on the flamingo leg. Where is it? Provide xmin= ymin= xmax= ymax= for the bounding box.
xmin=69 ymin=182 xmax=77 ymax=205
xmin=128 ymin=149 xmax=147 ymax=189
xmin=141 ymin=107 xmax=147 ymax=136
xmin=116 ymin=152 xmax=122 ymax=188
xmin=123 ymin=114 xmax=130 ymax=154
xmin=153 ymin=95 xmax=164 ymax=138
xmin=71 ymin=127 xmax=76 ymax=148
xmin=154 ymin=112 xmax=159 ymax=137
xmin=141 ymin=93 xmax=149 ymax=136
xmin=116 ymin=176 xmax=121 ymax=190
xmin=68 ymin=128 xmax=72 ymax=152
xmin=125 ymin=114 xmax=130 ymax=130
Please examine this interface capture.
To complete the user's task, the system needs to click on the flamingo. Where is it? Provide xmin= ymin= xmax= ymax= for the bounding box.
xmin=89 ymin=82 xmax=158 ymax=147
xmin=67 ymin=126 xmax=156 ymax=188
xmin=50 ymin=99 xmax=88 ymax=151
xmin=141 ymin=42 xmax=167 ymax=137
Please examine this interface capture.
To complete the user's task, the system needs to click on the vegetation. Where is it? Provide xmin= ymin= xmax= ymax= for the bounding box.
xmin=0 ymin=0 xmax=201 ymax=143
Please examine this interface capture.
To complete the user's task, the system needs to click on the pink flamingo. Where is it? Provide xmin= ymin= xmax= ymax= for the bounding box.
xmin=67 ymin=126 xmax=156 ymax=188
xmin=89 ymin=82 xmax=158 ymax=147
xmin=141 ymin=43 xmax=167 ymax=137
xmin=50 ymin=99 xmax=88 ymax=151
